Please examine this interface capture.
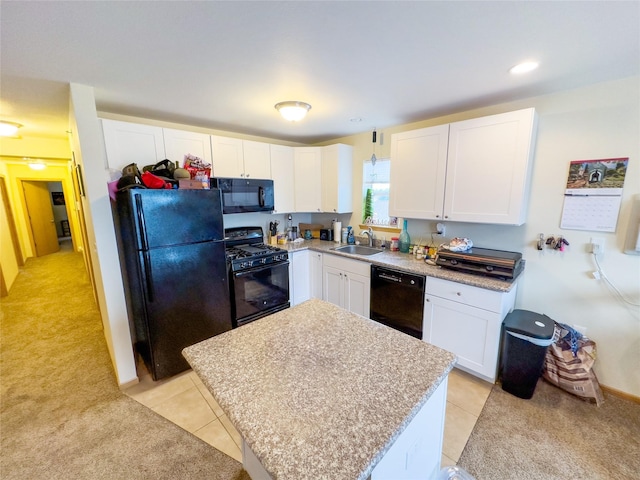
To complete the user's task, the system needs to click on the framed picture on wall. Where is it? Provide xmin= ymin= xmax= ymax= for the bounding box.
xmin=51 ymin=192 xmax=65 ymax=205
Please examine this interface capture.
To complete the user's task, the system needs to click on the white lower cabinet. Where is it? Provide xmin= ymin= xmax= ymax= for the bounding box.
xmin=289 ymin=250 xmax=311 ymax=306
xmin=423 ymin=277 xmax=516 ymax=382
xmin=322 ymin=254 xmax=370 ymax=317
xmin=310 ymin=251 xmax=324 ymax=299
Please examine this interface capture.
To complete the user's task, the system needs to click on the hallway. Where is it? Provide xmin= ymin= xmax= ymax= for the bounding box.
xmin=0 ymin=245 xmax=247 ymax=479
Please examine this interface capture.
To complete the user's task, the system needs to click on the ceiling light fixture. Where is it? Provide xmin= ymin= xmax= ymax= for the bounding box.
xmin=0 ymin=121 xmax=22 ymax=137
xmin=28 ymin=160 xmax=46 ymax=170
xmin=275 ymin=101 xmax=311 ymax=122
xmin=509 ymin=61 xmax=539 ymax=75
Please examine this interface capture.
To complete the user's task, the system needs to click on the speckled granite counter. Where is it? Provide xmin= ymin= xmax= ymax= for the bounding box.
xmin=183 ymin=299 xmax=456 ymax=480
xmin=282 ymin=239 xmax=519 ymax=292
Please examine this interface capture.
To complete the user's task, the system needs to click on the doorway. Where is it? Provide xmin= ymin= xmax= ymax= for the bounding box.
xmin=22 ymin=181 xmax=61 ymax=256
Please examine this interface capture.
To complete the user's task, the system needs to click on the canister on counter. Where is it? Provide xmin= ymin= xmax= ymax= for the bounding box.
xmin=341 ymin=227 xmax=348 ymax=244
xmin=390 ymin=237 xmax=399 ymax=251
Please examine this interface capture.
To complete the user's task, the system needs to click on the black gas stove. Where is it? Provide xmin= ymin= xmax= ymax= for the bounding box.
xmin=224 ymin=227 xmax=290 ymax=327
xmin=225 ymin=227 xmax=288 ymax=272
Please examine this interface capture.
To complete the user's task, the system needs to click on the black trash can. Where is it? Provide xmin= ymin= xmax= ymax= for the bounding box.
xmin=500 ymin=309 xmax=555 ymax=399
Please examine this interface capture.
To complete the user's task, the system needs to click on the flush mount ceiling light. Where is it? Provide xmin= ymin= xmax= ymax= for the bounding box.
xmin=0 ymin=121 xmax=22 ymax=137
xmin=27 ymin=159 xmax=46 ymax=170
xmin=275 ymin=101 xmax=311 ymax=122
xmin=509 ymin=61 xmax=539 ymax=75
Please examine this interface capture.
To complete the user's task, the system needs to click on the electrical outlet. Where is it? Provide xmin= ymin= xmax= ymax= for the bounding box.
xmin=590 ymin=237 xmax=604 ymax=254
xmin=436 ymin=223 xmax=446 ymax=236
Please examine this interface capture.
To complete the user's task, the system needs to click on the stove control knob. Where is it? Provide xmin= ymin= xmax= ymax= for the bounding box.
xmin=450 ymin=259 xmax=458 ymax=265
xmin=486 ymin=265 xmax=494 ymax=271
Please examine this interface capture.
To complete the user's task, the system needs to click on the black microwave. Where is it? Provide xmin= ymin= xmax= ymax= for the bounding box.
xmin=211 ymin=178 xmax=274 ymax=214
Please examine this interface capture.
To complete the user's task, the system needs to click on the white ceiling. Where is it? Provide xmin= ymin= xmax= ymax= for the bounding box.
xmin=1 ymin=1 xmax=638 ymax=145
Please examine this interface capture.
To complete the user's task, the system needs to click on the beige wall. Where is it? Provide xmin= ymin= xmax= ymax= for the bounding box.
xmin=336 ymin=77 xmax=640 ymax=397
xmin=90 ymin=77 xmax=640 ymax=396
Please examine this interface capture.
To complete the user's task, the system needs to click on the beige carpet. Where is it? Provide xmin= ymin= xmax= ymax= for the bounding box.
xmin=458 ymin=379 xmax=640 ymax=479
xmin=1 ymin=242 xmax=249 ymax=480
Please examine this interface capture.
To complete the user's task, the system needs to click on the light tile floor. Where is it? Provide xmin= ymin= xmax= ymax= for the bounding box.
xmin=125 ymin=367 xmax=492 ymax=468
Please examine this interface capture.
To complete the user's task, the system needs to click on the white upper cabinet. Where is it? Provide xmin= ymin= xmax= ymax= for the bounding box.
xmin=444 ymin=108 xmax=537 ymax=225
xmin=321 ymin=144 xmax=353 ymax=214
xmin=211 ymin=136 xmax=271 ymax=179
xmin=163 ymin=128 xmax=212 ymax=168
xmin=242 ymin=140 xmax=272 ymax=179
xmin=294 ymin=147 xmax=322 ymax=212
xmin=211 ymin=136 xmax=243 ymax=177
xmin=270 ymin=144 xmax=295 ymax=213
xmin=389 ymin=108 xmax=537 ymax=225
xmin=389 ymin=125 xmax=449 ymax=220
xmin=102 ymin=119 xmax=165 ymax=170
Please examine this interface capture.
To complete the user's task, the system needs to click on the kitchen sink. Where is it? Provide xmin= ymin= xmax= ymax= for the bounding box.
xmin=332 ymin=245 xmax=383 ymax=256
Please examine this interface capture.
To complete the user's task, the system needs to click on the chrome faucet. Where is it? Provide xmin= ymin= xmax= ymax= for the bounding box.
xmin=360 ymin=227 xmax=374 ymax=247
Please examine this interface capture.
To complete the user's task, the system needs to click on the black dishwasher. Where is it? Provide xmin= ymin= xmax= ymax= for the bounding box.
xmin=370 ymin=265 xmax=425 ymax=339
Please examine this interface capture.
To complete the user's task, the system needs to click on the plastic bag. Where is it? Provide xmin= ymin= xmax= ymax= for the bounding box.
xmin=184 ymin=154 xmax=211 ymax=182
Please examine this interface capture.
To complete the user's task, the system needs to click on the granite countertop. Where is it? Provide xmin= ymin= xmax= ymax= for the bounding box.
xmin=282 ymin=239 xmax=519 ymax=293
xmin=183 ymin=299 xmax=456 ymax=480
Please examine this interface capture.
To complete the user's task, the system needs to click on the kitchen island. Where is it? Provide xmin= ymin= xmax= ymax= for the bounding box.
xmin=183 ymin=299 xmax=456 ymax=480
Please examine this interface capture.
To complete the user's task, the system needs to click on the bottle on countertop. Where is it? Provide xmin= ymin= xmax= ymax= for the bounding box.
xmin=341 ymin=227 xmax=348 ymax=244
xmin=399 ymin=219 xmax=411 ymax=253
xmin=347 ymin=226 xmax=355 ymax=245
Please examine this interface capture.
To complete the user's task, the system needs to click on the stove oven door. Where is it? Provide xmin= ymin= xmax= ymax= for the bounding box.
xmin=231 ymin=261 xmax=290 ymax=326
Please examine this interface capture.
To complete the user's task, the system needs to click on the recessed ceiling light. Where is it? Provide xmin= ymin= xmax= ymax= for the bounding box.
xmin=509 ymin=61 xmax=539 ymax=75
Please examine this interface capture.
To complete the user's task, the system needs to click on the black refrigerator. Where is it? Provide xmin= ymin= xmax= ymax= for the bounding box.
xmin=114 ymin=188 xmax=232 ymax=381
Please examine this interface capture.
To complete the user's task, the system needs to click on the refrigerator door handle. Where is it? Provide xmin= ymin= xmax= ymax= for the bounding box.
xmin=258 ymin=186 xmax=265 ymax=208
xmin=135 ymin=194 xmax=150 ymax=251
xmin=142 ymin=251 xmax=155 ymax=301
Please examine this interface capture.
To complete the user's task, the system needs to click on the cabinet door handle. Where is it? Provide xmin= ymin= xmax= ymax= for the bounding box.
xmin=456 ymin=292 xmax=462 ymax=296
xmin=246 ymin=173 xmax=250 ymax=178
xmin=426 ymin=298 xmax=430 ymax=302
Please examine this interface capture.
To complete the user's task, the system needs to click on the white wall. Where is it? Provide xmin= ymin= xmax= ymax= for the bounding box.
xmin=337 ymin=77 xmax=640 ymax=397
xmin=69 ymin=84 xmax=137 ymax=386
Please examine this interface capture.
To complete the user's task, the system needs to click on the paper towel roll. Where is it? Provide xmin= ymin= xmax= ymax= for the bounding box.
xmin=333 ymin=222 xmax=342 ymax=243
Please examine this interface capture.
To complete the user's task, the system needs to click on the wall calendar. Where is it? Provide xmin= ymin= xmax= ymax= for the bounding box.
xmin=560 ymin=158 xmax=628 ymax=232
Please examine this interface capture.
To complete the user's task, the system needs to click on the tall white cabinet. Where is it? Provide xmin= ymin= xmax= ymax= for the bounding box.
xmin=321 ymin=144 xmax=353 ymax=214
xmin=294 ymin=147 xmax=322 ymax=212
xmin=389 ymin=125 xmax=449 ymax=220
xmin=390 ymin=108 xmax=537 ymax=225
xmin=270 ymin=144 xmax=295 ymax=214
